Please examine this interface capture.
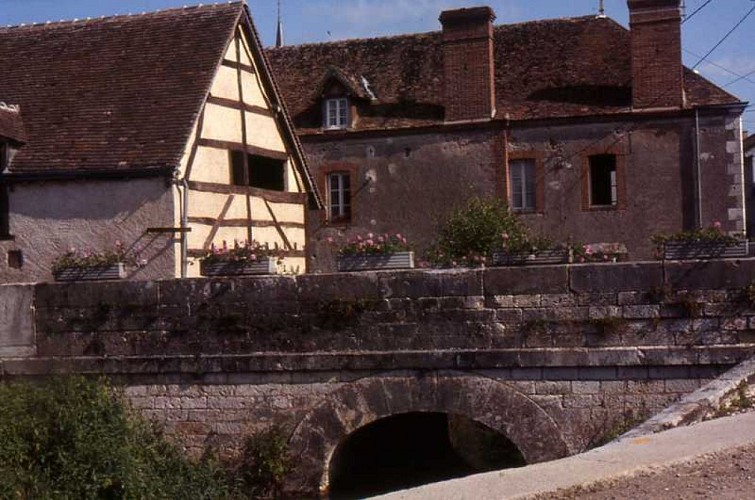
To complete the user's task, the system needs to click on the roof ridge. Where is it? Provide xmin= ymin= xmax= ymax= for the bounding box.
xmin=0 ymin=1 xmax=244 ymax=31
xmin=269 ymin=14 xmax=613 ymax=50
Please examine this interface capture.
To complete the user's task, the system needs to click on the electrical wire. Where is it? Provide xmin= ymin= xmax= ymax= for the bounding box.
xmin=684 ymin=49 xmax=755 ymax=87
xmin=724 ymin=67 xmax=755 ymax=88
xmin=682 ymin=0 xmax=714 ymax=24
xmin=691 ymin=4 xmax=755 ymax=70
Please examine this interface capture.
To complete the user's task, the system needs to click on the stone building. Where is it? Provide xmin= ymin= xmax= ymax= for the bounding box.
xmin=267 ymin=0 xmax=748 ymax=272
xmin=0 ymin=2 xmax=320 ymax=283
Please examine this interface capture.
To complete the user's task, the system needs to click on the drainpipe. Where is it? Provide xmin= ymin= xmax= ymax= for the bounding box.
xmin=173 ymin=172 xmax=189 ymax=278
xmin=695 ymin=108 xmax=703 ymax=228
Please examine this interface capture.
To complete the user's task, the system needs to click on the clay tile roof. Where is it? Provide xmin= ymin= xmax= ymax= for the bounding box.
xmin=0 ymin=3 xmax=243 ymax=173
xmin=266 ymin=16 xmax=742 ymax=134
xmin=0 ymin=103 xmax=27 ymax=143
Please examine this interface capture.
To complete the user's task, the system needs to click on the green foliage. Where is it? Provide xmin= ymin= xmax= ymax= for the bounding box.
xmin=651 ymin=222 xmax=742 ymax=252
xmin=232 ymin=425 xmax=292 ymax=499
xmin=0 ymin=377 xmax=232 ymax=500
xmin=338 ymin=233 xmax=411 ymax=256
xmin=52 ymin=242 xmax=135 ymax=274
xmin=425 ymin=198 xmax=533 ymax=267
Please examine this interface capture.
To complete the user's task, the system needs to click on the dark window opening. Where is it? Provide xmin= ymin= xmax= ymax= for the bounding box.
xmin=589 ymin=154 xmax=617 ymax=207
xmin=229 ymin=150 xmax=286 ymax=191
xmin=0 ymin=183 xmax=9 ymax=237
xmin=7 ymin=250 xmax=22 ymax=268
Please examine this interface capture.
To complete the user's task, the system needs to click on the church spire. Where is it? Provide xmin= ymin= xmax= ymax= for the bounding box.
xmin=275 ymin=0 xmax=284 ymax=47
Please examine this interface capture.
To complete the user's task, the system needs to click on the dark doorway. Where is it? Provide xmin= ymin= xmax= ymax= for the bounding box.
xmin=328 ymin=412 xmax=525 ymax=499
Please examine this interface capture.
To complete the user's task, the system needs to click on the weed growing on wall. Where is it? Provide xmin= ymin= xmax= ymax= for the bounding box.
xmin=232 ymin=425 xmax=292 ymax=499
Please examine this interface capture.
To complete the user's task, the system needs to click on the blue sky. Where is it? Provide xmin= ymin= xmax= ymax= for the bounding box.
xmin=1 ymin=0 xmax=753 ymax=129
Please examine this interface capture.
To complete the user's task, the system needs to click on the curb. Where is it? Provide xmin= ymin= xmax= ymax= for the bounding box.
xmin=619 ymin=354 xmax=755 ymax=440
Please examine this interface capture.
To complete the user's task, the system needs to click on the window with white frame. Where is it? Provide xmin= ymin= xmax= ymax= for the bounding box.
xmin=509 ymin=158 xmax=536 ymax=211
xmin=328 ymin=171 xmax=351 ymax=222
xmin=325 ymin=97 xmax=349 ymax=130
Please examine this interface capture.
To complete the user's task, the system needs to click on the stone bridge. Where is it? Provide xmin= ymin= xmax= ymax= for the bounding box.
xmin=1 ymin=259 xmax=755 ymax=496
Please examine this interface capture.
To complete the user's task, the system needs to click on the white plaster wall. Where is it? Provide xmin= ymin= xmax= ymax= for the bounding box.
xmin=0 ymin=177 xmax=176 ymax=283
xmin=176 ymin=25 xmax=308 ymax=276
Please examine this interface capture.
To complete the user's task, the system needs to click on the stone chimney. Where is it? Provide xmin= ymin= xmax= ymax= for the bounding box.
xmin=627 ymin=0 xmax=684 ymax=109
xmin=439 ymin=6 xmax=496 ymax=122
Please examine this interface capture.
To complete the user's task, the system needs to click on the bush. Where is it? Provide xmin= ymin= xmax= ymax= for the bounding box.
xmin=232 ymin=425 xmax=292 ymax=499
xmin=0 ymin=377 xmax=232 ymax=499
xmin=425 ymin=198 xmax=533 ymax=267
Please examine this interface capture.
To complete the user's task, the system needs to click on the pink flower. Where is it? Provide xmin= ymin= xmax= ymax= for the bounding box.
xmin=713 ymin=221 xmax=722 ymax=229
xmin=326 ymin=237 xmax=334 ymax=244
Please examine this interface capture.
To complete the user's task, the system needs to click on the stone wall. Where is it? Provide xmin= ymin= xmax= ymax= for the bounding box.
xmin=2 ymin=260 xmax=754 ymax=495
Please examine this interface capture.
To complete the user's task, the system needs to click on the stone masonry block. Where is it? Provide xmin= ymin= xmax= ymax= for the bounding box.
xmin=298 ymin=272 xmax=380 ymax=302
xmin=378 ymin=269 xmax=482 ymax=299
xmin=588 ymin=306 xmax=622 ymax=319
xmin=571 ymin=381 xmax=601 ymax=394
xmin=622 ymin=305 xmax=660 ymax=319
xmin=570 ymin=262 xmax=663 ymax=293
xmin=665 ymin=259 xmax=755 ymax=290
xmin=483 ymin=266 xmax=568 ymax=296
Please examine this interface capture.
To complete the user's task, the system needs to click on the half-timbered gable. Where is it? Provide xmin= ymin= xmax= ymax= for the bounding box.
xmin=0 ymin=3 xmax=319 ymax=282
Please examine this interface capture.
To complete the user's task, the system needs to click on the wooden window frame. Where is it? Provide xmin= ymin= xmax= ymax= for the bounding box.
xmin=505 ymin=151 xmax=545 ymax=214
xmin=581 ymin=147 xmax=627 ymax=211
xmin=228 ymin=149 xmax=287 ymax=192
xmin=319 ymin=163 xmax=358 ymax=225
xmin=324 ymin=97 xmax=350 ymax=130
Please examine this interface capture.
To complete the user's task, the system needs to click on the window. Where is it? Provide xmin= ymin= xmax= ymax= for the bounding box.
xmin=325 ymin=97 xmax=349 ymax=130
xmin=328 ymin=172 xmax=351 ymax=222
xmin=0 ymin=183 xmax=8 ymax=238
xmin=589 ymin=154 xmax=617 ymax=207
xmin=229 ymin=150 xmax=286 ymax=191
xmin=509 ymin=159 xmax=536 ymax=211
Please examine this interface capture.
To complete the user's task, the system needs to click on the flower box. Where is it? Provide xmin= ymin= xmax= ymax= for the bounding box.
xmin=199 ymin=257 xmax=278 ymax=277
xmin=662 ymin=240 xmax=749 ymax=260
xmin=491 ymin=248 xmax=570 ymax=266
xmin=53 ymin=263 xmax=127 ymax=282
xmin=337 ymin=251 xmax=415 ymax=272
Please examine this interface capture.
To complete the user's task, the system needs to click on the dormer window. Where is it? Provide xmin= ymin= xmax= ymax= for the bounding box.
xmin=325 ymin=97 xmax=349 ymax=130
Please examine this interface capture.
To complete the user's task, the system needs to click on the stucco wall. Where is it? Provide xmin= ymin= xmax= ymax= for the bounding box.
xmin=0 ymin=177 xmax=175 ymax=283
xmin=303 ymin=128 xmax=502 ymax=272
xmin=302 ymin=112 xmax=745 ymax=272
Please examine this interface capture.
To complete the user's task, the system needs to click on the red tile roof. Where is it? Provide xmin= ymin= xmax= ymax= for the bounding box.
xmin=0 ymin=104 xmax=27 ymax=143
xmin=267 ymin=16 xmax=741 ymax=134
xmin=0 ymin=3 xmax=242 ymax=173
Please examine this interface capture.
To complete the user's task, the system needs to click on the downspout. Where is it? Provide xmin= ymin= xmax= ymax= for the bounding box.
xmin=173 ymin=171 xmax=189 ymax=278
xmin=695 ymin=108 xmax=703 ymax=228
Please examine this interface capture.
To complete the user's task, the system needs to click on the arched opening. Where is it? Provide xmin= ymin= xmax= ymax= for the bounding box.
xmin=328 ymin=412 xmax=525 ymax=499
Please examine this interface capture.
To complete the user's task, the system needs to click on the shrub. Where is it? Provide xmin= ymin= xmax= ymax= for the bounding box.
xmin=232 ymin=425 xmax=292 ymax=499
xmin=651 ymin=221 xmax=743 ymax=252
xmin=424 ymin=198 xmax=531 ymax=267
xmin=0 ymin=377 xmax=231 ymax=499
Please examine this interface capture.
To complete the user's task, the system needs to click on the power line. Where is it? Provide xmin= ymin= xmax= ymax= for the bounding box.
xmin=684 ymin=49 xmax=755 ymax=87
xmin=682 ymin=0 xmax=714 ymax=24
xmin=691 ymin=4 xmax=755 ymax=70
xmin=724 ymin=67 xmax=755 ymax=88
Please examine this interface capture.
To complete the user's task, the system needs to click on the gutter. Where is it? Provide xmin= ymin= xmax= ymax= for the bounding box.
xmin=1 ymin=165 xmax=175 ymax=182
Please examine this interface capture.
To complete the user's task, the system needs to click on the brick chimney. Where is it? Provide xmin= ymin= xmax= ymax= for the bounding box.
xmin=439 ymin=6 xmax=496 ymax=122
xmin=627 ymin=0 xmax=684 ymax=109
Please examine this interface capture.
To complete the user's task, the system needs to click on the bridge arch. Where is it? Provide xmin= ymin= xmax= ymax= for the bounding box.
xmin=285 ymin=370 xmax=570 ymax=496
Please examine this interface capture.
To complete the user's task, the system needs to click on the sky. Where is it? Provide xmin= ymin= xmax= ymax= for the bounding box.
xmin=1 ymin=0 xmax=753 ymax=130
